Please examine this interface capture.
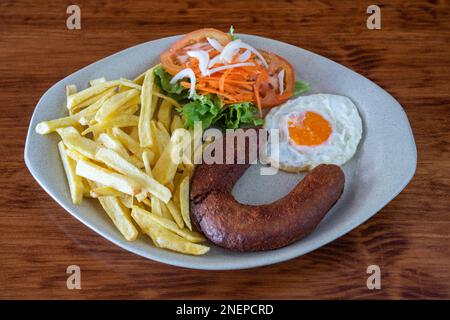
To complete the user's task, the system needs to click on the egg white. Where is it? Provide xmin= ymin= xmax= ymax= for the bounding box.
xmin=262 ymin=94 xmax=363 ymax=172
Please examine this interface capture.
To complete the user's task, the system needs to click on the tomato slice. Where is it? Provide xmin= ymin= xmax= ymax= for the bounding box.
xmin=258 ymin=51 xmax=296 ymax=108
xmin=160 ymin=28 xmax=232 ymax=75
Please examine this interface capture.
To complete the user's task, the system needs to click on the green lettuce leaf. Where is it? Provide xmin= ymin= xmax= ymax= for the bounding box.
xmin=292 ymin=80 xmax=310 ymax=96
xmin=228 ymin=25 xmax=237 ymax=40
xmin=178 ymin=94 xmax=223 ymax=129
xmin=153 ymin=65 xmax=188 ymax=101
xmin=219 ymin=103 xmax=263 ymax=129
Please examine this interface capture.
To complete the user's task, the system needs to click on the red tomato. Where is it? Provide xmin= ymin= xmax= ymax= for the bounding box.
xmin=258 ymin=51 xmax=296 ymax=107
xmin=160 ymin=28 xmax=231 ymax=75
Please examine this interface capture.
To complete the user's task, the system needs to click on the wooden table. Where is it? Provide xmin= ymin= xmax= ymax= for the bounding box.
xmin=1 ymin=0 xmax=449 ymax=299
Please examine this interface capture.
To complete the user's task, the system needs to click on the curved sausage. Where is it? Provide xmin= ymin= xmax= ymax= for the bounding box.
xmin=190 ymin=132 xmax=345 ymax=252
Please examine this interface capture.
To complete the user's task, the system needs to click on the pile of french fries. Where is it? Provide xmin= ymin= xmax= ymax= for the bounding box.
xmin=36 ymin=66 xmax=209 ymax=255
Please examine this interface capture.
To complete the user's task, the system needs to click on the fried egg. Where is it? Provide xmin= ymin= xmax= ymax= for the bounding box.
xmin=262 ymin=94 xmax=363 ymax=172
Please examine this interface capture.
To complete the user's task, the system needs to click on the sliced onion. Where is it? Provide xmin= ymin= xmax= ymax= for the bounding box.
xmin=207 ymin=37 xmax=223 ymax=52
xmin=238 ymin=50 xmax=251 ymax=62
xmin=208 ymin=62 xmax=255 ymax=76
xmin=208 ymin=55 xmax=221 ymax=68
xmin=219 ymin=39 xmax=268 ymax=68
xmin=278 ymin=69 xmax=285 ymax=95
xmin=170 ymin=68 xmax=196 ymax=98
xmin=187 ymin=50 xmax=210 ymax=76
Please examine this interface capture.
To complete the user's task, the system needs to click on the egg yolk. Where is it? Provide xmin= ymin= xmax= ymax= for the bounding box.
xmin=288 ymin=111 xmax=332 ymax=146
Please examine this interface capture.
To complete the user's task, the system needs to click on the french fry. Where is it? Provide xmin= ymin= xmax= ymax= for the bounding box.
xmin=132 ymin=206 xmax=204 ymax=243
xmin=66 ymin=84 xmax=77 ymax=96
xmin=65 ymin=149 xmax=88 ymax=162
xmin=153 ymin=92 xmax=180 ymax=109
xmin=142 ymin=150 xmax=154 ymax=175
xmin=58 ymin=129 xmax=100 ymax=160
xmin=166 ymin=200 xmax=184 ymax=229
xmin=97 ymin=133 xmax=143 ymax=168
xmin=36 ymin=117 xmax=81 ymax=135
xmin=75 ymin=87 xmax=117 ymax=125
xmin=160 ymin=201 xmax=174 ymax=220
xmin=120 ymin=195 xmax=134 ymax=209
xmin=89 ymin=77 xmax=106 ymax=87
xmin=157 ymin=99 xmax=172 ymax=131
xmin=98 ymin=196 xmax=138 ymax=241
xmin=152 ymin=228 xmax=209 ymax=255
xmin=133 ymin=72 xmax=146 ymax=85
xmin=156 ymin=121 xmax=171 ymax=150
xmin=67 ymin=80 xmax=119 ymax=110
xmin=111 ymin=127 xmax=147 ymax=159
xmin=95 ymin=89 xmax=140 ymax=122
xmin=119 ymin=79 xmax=142 ymax=91
xmin=90 ymin=186 xmax=124 ymax=198
xmin=131 ymin=207 xmax=209 ymax=255
xmin=95 ymin=147 xmax=171 ymax=203
xmin=57 ymin=141 xmax=84 ymax=204
xmin=66 ymin=85 xmax=77 ymax=115
xmin=170 ymin=114 xmax=184 ymax=133
xmin=152 ymin=128 xmax=190 ymax=185
xmin=179 ymin=175 xmax=192 ymax=230
xmin=82 ymin=178 xmax=92 ymax=197
xmin=139 ymin=68 xmax=157 ymax=147
xmin=76 ymin=159 xmax=141 ymax=196
xmin=82 ymin=115 xmax=139 ymax=135
xmin=128 ymin=126 xmax=139 ymax=141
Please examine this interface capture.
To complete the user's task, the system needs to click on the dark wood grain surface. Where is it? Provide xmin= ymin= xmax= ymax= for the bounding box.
xmin=1 ymin=0 xmax=449 ymax=299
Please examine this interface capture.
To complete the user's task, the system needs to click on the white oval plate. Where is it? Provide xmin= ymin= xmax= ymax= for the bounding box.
xmin=24 ymin=34 xmax=417 ymax=270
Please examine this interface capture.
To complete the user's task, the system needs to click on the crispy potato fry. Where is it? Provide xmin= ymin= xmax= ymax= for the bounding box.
xmin=131 ymin=207 xmax=209 ymax=255
xmin=128 ymin=126 xmax=139 ymax=141
xmin=133 ymin=72 xmax=146 ymax=85
xmin=120 ymin=195 xmax=134 ymax=209
xmin=98 ymin=196 xmax=138 ymax=241
xmin=90 ymin=186 xmax=124 ymax=198
xmin=157 ymin=99 xmax=172 ymax=131
xmin=160 ymin=201 xmax=174 ymax=220
xmin=166 ymin=200 xmax=184 ymax=229
xmin=139 ymin=69 xmax=156 ymax=147
xmin=179 ymin=175 xmax=192 ymax=230
xmin=95 ymin=89 xmax=140 ymax=122
xmin=152 ymin=128 xmax=190 ymax=185
xmin=75 ymin=87 xmax=117 ymax=124
xmin=76 ymin=159 xmax=141 ymax=196
xmin=58 ymin=129 xmax=100 ymax=159
xmin=66 ymin=85 xmax=77 ymax=114
xmin=111 ymin=127 xmax=145 ymax=159
xmin=170 ymin=114 xmax=184 ymax=133
xmin=156 ymin=121 xmax=171 ymax=149
xmin=142 ymin=150 xmax=154 ymax=175
xmin=132 ymin=206 xmax=204 ymax=243
xmin=65 ymin=149 xmax=89 ymax=162
xmin=57 ymin=141 xmax=84 ymax=204
xmin=153 ymin=92 xmax=180 ymax=109
xmin=97 ymin=133 xmax=143 ymax=168
xmin=36 ymin=117 xmax=81 ymax=135
xmin=67 ymin=80 xmax=119 ymax=110
xmin=152 ymin=228 xmax=209 ymax=255
xmin=89 ymin=77 xmax=106 ymax=87
xmin=95 ymin=147 xmax=171 ymax=203
xmin=119 ymin=79 xmax=142 ymax=91
xmin=151 ymin=196 xmax=163 ymax=216
xmin=66 ymin=84 xmax=77 ymax=96
xmin=82 ymin=115 xmax=139 ymax=135
xmin=150 ymin=120 xmax=170 ymax=158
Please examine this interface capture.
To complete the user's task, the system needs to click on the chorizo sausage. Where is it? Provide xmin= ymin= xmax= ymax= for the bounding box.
xmin=190 ymin=132 xmax=345 ymax=252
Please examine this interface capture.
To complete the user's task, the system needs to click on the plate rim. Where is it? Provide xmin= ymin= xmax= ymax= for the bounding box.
xmin=24 ymin=33 xmax=417 ymax=270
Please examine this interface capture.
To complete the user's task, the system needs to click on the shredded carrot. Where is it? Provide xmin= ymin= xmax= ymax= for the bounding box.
xmin=254 ymin=74 xmax=262 ymax=117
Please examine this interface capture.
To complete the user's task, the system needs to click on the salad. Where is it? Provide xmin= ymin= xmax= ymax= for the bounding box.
xmin=154 ymin=27 xmax=309 ymax=129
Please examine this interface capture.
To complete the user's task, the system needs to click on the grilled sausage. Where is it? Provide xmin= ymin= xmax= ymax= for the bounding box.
xmin=190 ymin=132 xmax=345 ymax=252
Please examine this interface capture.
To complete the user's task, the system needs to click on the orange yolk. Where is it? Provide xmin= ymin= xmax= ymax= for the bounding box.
xmin=288 ymin=111 xmax=332 ymax=146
